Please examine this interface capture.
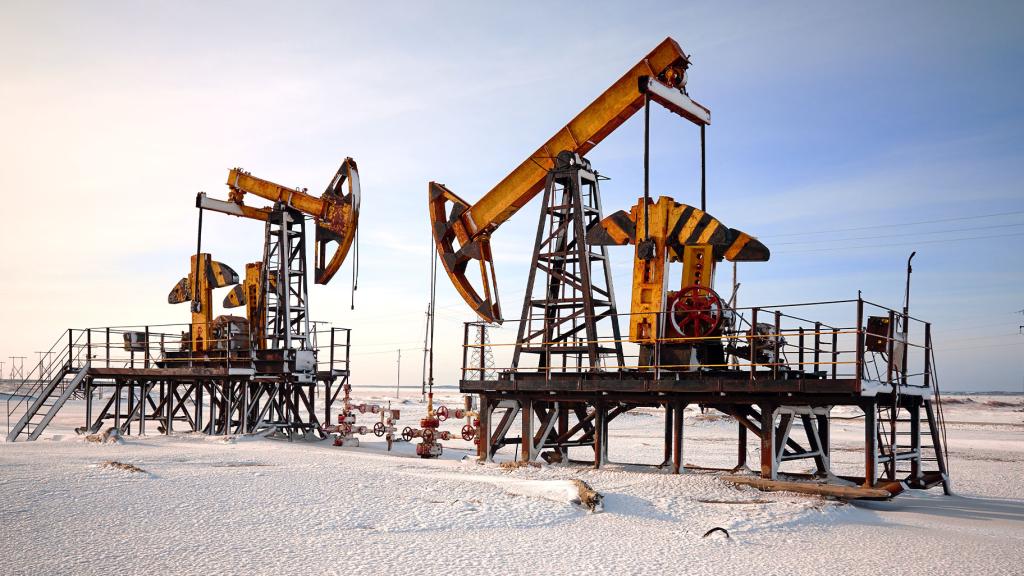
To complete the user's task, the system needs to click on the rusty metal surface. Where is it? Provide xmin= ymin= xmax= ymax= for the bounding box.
xmin=224 ymin=158 xmax=359 ymax=286
xmin=460 ymin=374 xmax=861 ymax=396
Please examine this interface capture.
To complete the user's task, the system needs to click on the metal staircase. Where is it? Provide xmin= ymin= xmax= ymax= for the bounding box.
xmin=5 ymin=330 xmax=89 ymax=442
xmin=874 ymin=393 xmax=950 ymax=494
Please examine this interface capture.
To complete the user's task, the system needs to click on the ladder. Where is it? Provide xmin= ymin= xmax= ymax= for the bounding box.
xmin=873 ymin=393 xmax=950 ymax=494
xmin=5 ymin=330 xmax=90 ymax=442
xmin=6 ymin=364 xmax=89 ymax=441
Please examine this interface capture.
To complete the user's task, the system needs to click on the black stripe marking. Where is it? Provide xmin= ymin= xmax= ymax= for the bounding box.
xmin=666 ymin=206 xmax=694 ymax=254
xmin=687 ymin=213 xmax=713 ymax=244
xmin=609 ymin=211 xmax=637 ymax=243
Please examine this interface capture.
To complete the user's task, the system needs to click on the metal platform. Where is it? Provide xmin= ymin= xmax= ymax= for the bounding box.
xmin=5 ymin=323 xmax=351 ymax=442
xmin=459 ymin=297 xmax=951 ymax=497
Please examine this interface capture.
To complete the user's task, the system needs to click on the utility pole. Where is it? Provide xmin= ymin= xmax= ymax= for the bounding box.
xmin=35 ymin=351 xmax=55 ymax=382
xmin=9 ymin=356 xmax=25 ymax=380
xmin=395 ymin=349 xmax=401 ymax=400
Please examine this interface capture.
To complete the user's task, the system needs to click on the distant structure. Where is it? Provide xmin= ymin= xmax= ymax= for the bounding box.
xmin=8 ymin=356 xmax=25 ymax=380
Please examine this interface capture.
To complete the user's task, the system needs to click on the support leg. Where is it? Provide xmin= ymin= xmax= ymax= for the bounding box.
xmin=557 ymin=403 xmax=569 ymax=461
xmin=114 ymin=381 xmax=122 ymax=430
xmin=864 ymin=403 xmax=878 ymax=488
xmin=760 ymin=404 xmax=775 ymax=480
xmin=477 ymin=394 xmax=490 ymax=461
xmin=736 ymin=418 xmax=747 ymax=470
xmin=801 ymin=414 xmax=828 ymax=476
xmin=520 ymin=399 xmax=534 ymax=462
xmin=167 ymin=381 xmax=174 ymax=434
xmin=196 ymin=382 xmax=203 ymax=434
xmin=671 ymin=402 xmax=684 ymax=474
xmin=85 ymin=380 xmax=93 ymax=433
xmin=817 ymin=412 xmax=830 ymax=464
xmin=909 ymin=400 xmax=921 ymax=483
xmin=139 ymin=381 xmax=147 ymax=435
xmin=663 ymin=402 xmax=674 ymax=467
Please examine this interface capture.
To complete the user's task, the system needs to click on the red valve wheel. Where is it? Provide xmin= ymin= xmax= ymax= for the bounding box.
xmin=422 ymin=428 xmax=435 ymax=443
xmin=461 ymin=424 xmax=477 ymax=441
xmin=401 ymin=426 xmax=414 ymax=442
xmin=670 ymin=285 xmax=724 ymax=338
xmin=435 ymin=405 xmax=450 ymax=421
xmin=373 ymin=422 xmax=386 ymax=437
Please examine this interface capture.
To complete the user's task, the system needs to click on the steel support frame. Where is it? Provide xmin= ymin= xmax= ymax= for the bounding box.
xmin=469 ymin=385 xmax=946 ymax=493
xmin=79 ymin=373 xmax=330 ymax=439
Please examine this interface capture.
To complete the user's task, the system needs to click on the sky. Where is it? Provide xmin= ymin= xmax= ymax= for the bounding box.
xmin=0 ymin=1 xmax=1022 ymax=391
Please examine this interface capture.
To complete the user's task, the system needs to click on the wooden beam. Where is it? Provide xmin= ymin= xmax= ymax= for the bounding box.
xmin=721 ymin=475 xmax=893 ymax=500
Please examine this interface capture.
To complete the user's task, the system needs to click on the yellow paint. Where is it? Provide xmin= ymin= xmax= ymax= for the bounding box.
xmin=724 ymin=233 xmax=751 ymax=260
xmin=221 ymin=157 xmax=359 ymax=286
xmin=190 ymin=253 xmax=214 ymax=353
xmin=682 ymin=245 xmax=714 ymax=289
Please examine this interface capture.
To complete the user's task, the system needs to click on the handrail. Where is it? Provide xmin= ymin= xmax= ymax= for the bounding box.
xmin=5 ymin=328 xmax=89 ymax=438
xmin=6 ymin=321 xmax=353 ymax=439
xmin=458 ymin=297 xmax=934 ymax=390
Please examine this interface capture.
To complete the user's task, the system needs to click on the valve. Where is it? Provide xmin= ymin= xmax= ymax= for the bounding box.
xmin=402 ymin=426 xmax=415 ymax=442
xmin=435 ymin=405 xmax=450 ymax=421
xmin=416 ymin=441 xmax=443 ymax=458
xmin=373 ymin=421 xmax=386 ymax=437
xmin=461 ymin=424 xmax=477 ymax=441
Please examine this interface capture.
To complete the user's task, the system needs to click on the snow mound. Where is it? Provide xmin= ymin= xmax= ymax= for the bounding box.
xmin=503 ymin=479 xmax=603 ymax=512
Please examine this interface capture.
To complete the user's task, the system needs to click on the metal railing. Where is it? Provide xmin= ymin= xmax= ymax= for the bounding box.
xmin=316 ymin=326 xmax=352 ymax=377
xmin=5 ymin=320 xmax=353 ymax=438
xmin=460 ymin=297 xmax=934 ymax=389
xmin=5 ymin=329 xmax=89 ymax=438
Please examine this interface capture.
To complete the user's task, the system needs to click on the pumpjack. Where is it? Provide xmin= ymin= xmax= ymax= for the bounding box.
xmin=6 ymin=160 xmax=359 ymax=442
xmin=432 ymin=37 xmax=950 ymax=498
xmin=429 ymin=38 xmax=711 ymax=324
xmin=169 ymin=159 xmax=360 ymax=365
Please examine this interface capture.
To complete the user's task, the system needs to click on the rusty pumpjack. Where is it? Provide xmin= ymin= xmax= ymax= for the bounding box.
xmin=156 ymin=161 xmax=361 ymax=438
xmin=430 ymin=37 xmax=950 ymax=498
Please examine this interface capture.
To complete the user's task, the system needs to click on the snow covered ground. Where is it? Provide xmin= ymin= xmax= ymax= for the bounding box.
xmin=2 ymin=391 xmax=1022 ymax=575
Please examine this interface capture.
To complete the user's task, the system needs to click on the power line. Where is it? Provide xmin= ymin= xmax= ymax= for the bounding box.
xmin=770 ymin=221 xmax=1024 ymax=246
xmin=761 ymin=209 xmax=1024 ymax=239
xmin=935 ymin=341 xmax=1024 ymax=353
xmin=933 ymin=332 xmax=1021 ymax=344
xmin=775 ymin=230 xmax=1024 ymax=254
xmin=351 ymin=347 xmax=421 ymax=357
xmin=350 ymin=340 xmax=423 ymax=349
